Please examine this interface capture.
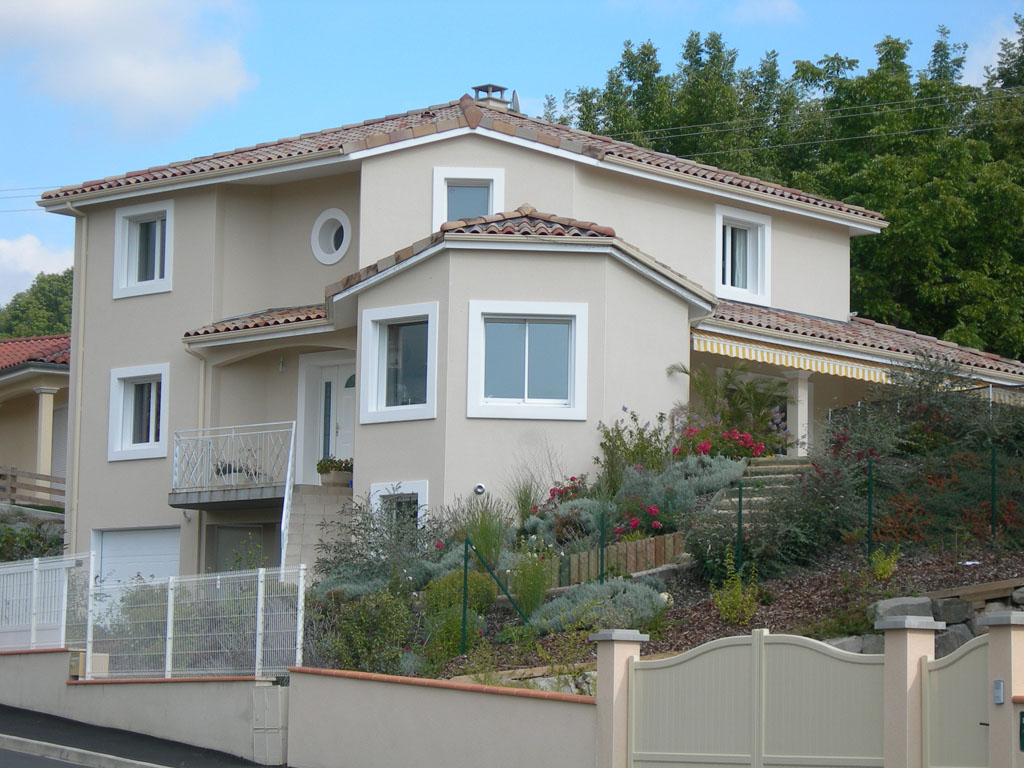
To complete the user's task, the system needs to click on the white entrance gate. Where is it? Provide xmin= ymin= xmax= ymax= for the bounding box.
xmin=629 ymin=629 xmax=884 ymax=767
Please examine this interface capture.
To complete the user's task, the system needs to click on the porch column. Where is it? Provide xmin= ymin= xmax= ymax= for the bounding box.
xmin=33 ymin=387 xmax=59 ymax=476
xmin=876 ymin=615 xmax=944 ymax=768
xmin=977 ymin=612 xmax=1024 ymax=767
xmin=590 ymin=629 xmax=647 ymax=768
xmin=785 ymin=371 xmax=811 ymax=456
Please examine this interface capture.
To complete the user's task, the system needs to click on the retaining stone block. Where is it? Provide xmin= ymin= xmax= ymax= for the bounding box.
xmin=931 ymin=597 xmax=972 ymax=624
xmin=867 ymin=596 xmax=933 ymax=622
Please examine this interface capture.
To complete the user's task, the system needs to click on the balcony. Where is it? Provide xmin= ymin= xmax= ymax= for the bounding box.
xmin=169 ymin=422 xmax=295 ymax=511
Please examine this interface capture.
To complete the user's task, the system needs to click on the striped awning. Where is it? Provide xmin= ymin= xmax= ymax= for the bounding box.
xmin=692 ymin=330 xmax=891 ymax=383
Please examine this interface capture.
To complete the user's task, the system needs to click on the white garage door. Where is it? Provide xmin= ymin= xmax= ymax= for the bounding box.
xmin=99 ymin=528 xmax=180 ymax=584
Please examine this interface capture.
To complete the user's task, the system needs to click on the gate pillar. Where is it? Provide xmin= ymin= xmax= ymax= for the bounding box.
xmin=977 ymin=611 xmax=1024 ymax=768
xmin=877 ymin=615 xmax=944 ymax=768
xmin=590 ymin=629 xmax=648 ymax=768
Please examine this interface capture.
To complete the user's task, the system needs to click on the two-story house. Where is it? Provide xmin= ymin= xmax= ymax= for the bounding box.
xmin=38 ymin=85 xmax=1024 ymax=582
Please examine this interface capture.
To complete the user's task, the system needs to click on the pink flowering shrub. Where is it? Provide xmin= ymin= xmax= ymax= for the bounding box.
xmin=675 ymin=424 xmax=767 ymax=459
xmin=613 ymin=502 xmax=667 ymax=540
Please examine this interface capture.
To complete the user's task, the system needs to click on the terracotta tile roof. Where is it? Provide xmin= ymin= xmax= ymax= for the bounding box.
xmin=0 ymin=335 xmax=71 ymax=373
xmin=325 ymin=204 xmax=712 ymax=306
xmin=41 ymin=95 xmax=883 ymax=223
xmin=439 ymin=204 xmax=615 ymax=237
xmin=710 ymin=301 xmax=1024 ymax=378
xmin=184 ymin=304 xmax=327 ymax=338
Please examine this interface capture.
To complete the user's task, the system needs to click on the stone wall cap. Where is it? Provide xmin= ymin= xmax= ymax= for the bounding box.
xmin=588 ymin=629 xmax=650 ymax=643
xmin=976 ymin=611 xmax=1024 ymax=627
xmin=874 ymin=617 xmax=946 ymax=631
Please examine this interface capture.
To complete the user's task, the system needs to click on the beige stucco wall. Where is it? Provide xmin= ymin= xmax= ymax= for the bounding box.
xmin=0 ymin=393 xmax=40 ymax=471
xmin=351 ymin=244 xmax=690 ymax=509
xmin=218 ymin=173 xmax=361 ymax=320
xmin=287 ymin=669 xmax=597 ymax=768
xmin=0 ymin=650 xmax=286 ymax=763
xmin=361 ymin=133 xmax=856 ymax=321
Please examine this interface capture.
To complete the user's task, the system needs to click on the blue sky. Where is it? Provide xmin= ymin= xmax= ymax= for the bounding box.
xmin=0 ymin=0 xmax=1020 ymax=305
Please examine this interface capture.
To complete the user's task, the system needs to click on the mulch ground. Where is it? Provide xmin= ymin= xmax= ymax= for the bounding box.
xmin=446 ymin=546 xmax=1024 ymax=676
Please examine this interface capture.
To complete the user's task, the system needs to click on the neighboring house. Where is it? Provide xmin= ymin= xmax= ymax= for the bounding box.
xmin=0 ymin=335 xmax=71 ymax=506
xmin=37 ymin=85 xmax=1024 ymax=580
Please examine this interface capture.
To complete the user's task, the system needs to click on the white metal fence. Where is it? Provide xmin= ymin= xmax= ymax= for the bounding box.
xmin=0 ymin=552 xmax=306 ymax=680
xmin=0 ymin=552 xmax=83 ymax=650
xmin=172 ymin=422 xmax=295 ymax=492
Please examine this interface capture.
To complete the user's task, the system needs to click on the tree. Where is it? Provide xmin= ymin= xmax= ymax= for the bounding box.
xmin=0 ymin=268 xmax=73 ymax=338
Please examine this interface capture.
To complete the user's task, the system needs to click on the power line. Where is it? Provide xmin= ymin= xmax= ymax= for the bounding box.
xmin=0 ymin=185 xmax=60 ymax=193
xmin=0 ymin=193 xmax=45 ymax=200
xmin=682 ymin=116 xmax=1024 ymax=158
xmin=602 ymin=87 xmax=1024 ymax=140
xmin=0 ymin=208 xmax=45 ymax=213
xmin=598 ymin=89 xmax=1024 ymax=145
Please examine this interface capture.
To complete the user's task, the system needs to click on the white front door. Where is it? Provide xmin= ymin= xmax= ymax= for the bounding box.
xmin=317 ymin=364 xmax=355 ymax=464
xmin=297 ymin=351 xmax=355 ymax=484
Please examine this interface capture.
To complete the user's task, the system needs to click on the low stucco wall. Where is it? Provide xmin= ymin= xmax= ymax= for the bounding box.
xmin=0 ymin=649 xmax=287 ymax=763
xmin=287 ymin=666 xmax=598 ymax=768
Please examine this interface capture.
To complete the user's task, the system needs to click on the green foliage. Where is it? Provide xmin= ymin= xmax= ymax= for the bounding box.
xmin=530 ymin=578 xmax=665 ymax=635
xmin=795 ymin=606 xmax=874 ymax=641
xmin=594 ymin=409 xmax=675 ymax=495
xmin=869 ymin=546 xmax=901 ymax=581
xmin=711 ymin=549 xmax=759 ymax=626
xmin=0 ymin=524 xmax=64 ymax=562
xmin=444 ymin=495 xmax=513 ymax=572
xmin=314 ymin=493 xmax=451 ymax=596
xmin=315 ymin=456 xmax=352 ymax=473
xmin=304 ymin=589 xmax=412 ymax=675
xmin=0 ymin=268 xmax=73 ymax=338
xmin=551 ymin=23 xmax=1024 ymax=360
xmin=423 ymin=570 xmax=497 ymax=616
xmin=510 ymin=537 xmax=556 ymax=617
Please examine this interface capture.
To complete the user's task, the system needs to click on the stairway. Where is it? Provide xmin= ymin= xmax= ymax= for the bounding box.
xmin=710 ymin=456 xmax=813 ymax=515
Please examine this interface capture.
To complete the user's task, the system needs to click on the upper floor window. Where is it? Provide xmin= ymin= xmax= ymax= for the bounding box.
xmin=466 ymin=300 xmax=588 ymax=421
xmin=113 ymin=200 xmax=174 ymax=299
xmin=360 ymin=302 xmax=438 ymax=424
xmin=108 ymin=363 xmax=169 ymax=461
xmin=431 ymin=168 xmax=505 ymax=231
xmin=715 ymin=205 xmax=771 ymax=306
xmin=311 ymin=208 xmax=352 ymax=265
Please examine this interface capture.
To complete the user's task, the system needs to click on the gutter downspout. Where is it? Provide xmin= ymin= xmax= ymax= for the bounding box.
xmin=62 ymin=202 xmax=86 ymax=553
xmin=182 ymin=342 xmax=208 ymax=574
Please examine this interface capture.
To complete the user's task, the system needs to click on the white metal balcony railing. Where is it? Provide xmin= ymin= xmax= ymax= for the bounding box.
xmin=172 ymin=422 xmax=295 ymax=493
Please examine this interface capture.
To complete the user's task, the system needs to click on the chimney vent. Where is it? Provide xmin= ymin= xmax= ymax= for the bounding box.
xmin=472 ymin=84 xmax=510 ymax=109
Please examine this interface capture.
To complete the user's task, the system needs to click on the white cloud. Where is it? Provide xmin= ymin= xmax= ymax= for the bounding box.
xmin=963 ymin=18 xmax=1015 ymax=87
xmin=0 ymin=0 xmax=256 ymax=134
xmin=0 ymin=235 xmax=73 ymax=305
xmin=730 ymin=0 xmax=802 ymax=24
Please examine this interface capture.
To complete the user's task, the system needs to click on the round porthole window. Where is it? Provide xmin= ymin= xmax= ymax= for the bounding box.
xmin=311 ymin=208 xmax=352 ymax=265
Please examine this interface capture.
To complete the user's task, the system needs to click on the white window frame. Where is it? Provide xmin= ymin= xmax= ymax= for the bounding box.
xmin=113 ymin=199 xmax=174 ymax=298
xmin=466 ymin=300 xmax=588 ymax=421
xmin=108 ymin=363 xmax=170 ymax=461
xmin=714 ymin=205 xmax=771 ymax=306
xmin=359 ymin=302 xmax=438 ymax=424
xmin=310 ymin=207 xmax=352 ymax=265
xmin=431 ymin=167 xmax=505 ymax=231
xmin=369 ymin=480 xmax=429 ymax=525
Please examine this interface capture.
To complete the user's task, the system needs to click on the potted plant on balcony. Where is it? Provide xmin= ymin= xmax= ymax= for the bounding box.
xmin=317 ymin=457 xmax=353 ymax=487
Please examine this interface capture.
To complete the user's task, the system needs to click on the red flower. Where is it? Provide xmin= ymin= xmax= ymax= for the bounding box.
xmin=652 ymin=520 xmax=663 ymax=530
xmin=630 ymin=517 xmax=640 ymax=530
xmin=648 ymin=505 xmax=659 ymax=516
xmin=614 ymin=527 xmax=623 ymax=534
xmin=672 ymin=446 xmax=681 ymax=455
xmin=435 ymin=541 xmax=444 ymax=550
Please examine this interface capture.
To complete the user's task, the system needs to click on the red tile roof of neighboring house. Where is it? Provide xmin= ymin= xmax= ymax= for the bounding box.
xmin=0 ymin=334 xmax=71 ymax=373
xmin=41 ymin=95 xmax=884 ymax=224
xmin=710 ymin=301 xmax=1024 ymax=378
xmin=184 ymin=305 xmax=327 ymax=338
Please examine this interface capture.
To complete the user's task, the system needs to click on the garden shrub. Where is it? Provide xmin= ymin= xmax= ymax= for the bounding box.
xmin=530 ymin=578 xmax=665 ymax=635
xmin=510 ymin=537 xmax=556 ymax=617
xmin=0 ymin=523 xmax=64 ymax=562
xmin=711 ymin=549 xmax=759 ymax=626
xmin=423 ymin=570 xmax=497 ymax=616
xmin=303 ymin=589 xmax=412 ymax=675
xmin=444 ymin=495 xmax=513 ymax=572
xmin=594 ymin=409 xmax=675 ymax=495
xmin=519 ymin=498 xmax=612 ymax=549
